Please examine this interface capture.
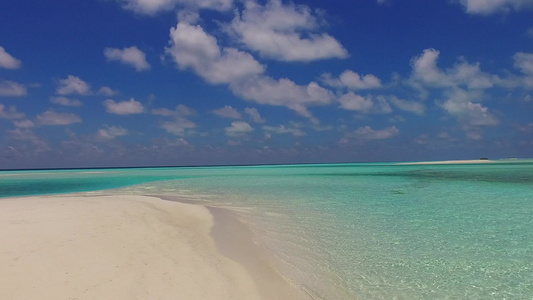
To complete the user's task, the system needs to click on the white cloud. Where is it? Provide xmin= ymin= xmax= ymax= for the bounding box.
xmin=104 ymin=98 xmax=145 ymax=115
xmin=410 ymin=48 xmax=448 ymax=86
xmin=118 ymin=0 xmax=177 ymax=14
xmin=441 ymin=88 xmax=481 ymax=115
xmin=212 ymin=105 xmax=242 ymax=119
xmin=338 ymin=92 xmax=392 ymax=114
xmin=464 ymin=102 xmax=500 ymax=126
xmin=228 ymin=0 xmax=348 ymax=62
xmin=339 ymin=92 xmax=374 ymax=112
xmin=244 ymin=107 xmax=265 ymax=123
xmin=97 ymin=126 xmax=129 ymax=139
xmin=410 ymin=48 xmax=494 ymax=90
xmin=56 ymin=75 xmax=91 ymax=95
xmin=458 ymin=0 xmax=533 ymax=15
xmin=7 ymin=128 xmax=50 ymax=150
xmin=177 ymin=9 xmax=200 ymax=23
xmin=347 ymin=125 xmax=399 ymax=140
xmin=13 ymin=119 xmax=35 ymax=129
xmin=50 ymin=96 xmax=82 ymax=107
xmin=0 ymin=80 xmax=27 ymax=96
xmin=36 ymin=110 xmax=82 ymax=125
xmin=117 ymin=0 xmax=232 ymax=15
xmin=449 ymin=61 xmax=494 ymax=89
xmin=231 ymin=77 xmax=334 ymax=119
xmin=263 ymin=124 xmax=306 ymax=136
xmin=165 ymin=21 xmax=335 ymax=121
xmin=104 ymin=46 xmax=151 ymax=71
xmin=322 ymin=70 xmax=382 ymax=90
xmin=152 ymin=104 xmax=196 ymax=117
xmin=153 ymin=105 xmax=198 ymax=137
xmin=0 ymin=46 xmax=22 ymax=69
xmin=441 ymin=88 xmax=499 ymax=127
xmin=161 ymin=118 xmax=196 ymax=136
xmin=98 ymin=86 xmax=119 ymax=96
xmin=0 ymin=104 xmax=25 ymax=119
xmin=407 ymin=49 xmax=509 ymax=135
xmin=514 ymin=52 xmax=533 ymax=75
xmin=225 ymin=121 xmax=254 ymax=137
xmin=389 ymin=96 xmax=425 ymax=115
xmin=165 ymin=22 xmax=265 ymax=84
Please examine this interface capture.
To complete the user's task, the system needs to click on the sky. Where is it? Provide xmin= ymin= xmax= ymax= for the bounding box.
xmin=0 ymin=0 xmax=532 ymax=168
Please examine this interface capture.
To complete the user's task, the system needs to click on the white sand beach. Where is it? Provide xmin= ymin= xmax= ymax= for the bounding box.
xmin=0 ymin=195 xmax=305 ymax=300
xmin=396 ymin=159 xmax=495 ymax=165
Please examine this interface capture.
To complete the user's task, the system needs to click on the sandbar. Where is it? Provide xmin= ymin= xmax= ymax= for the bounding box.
xmin=0 ymin=194 xmax=305 ymax=299
xmin=396 ymin=159 xmax=495 ymax=165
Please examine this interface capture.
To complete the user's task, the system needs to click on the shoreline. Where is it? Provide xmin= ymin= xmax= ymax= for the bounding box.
xmin=396 ymin=159 xmax=496 ymax=165
xmin=209 ymin=206 xmax=310 ymax=299
xmin=0 ymin=194 xmax=306 ymax=299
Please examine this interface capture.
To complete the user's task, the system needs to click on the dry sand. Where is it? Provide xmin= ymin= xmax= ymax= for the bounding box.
xmin=0 ymin=194 xmax=305 ymax=300
xmin=396 ymin=159 xmax=495 ymax=165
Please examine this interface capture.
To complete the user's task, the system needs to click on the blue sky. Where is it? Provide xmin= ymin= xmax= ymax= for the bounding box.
xmin=1 ymin=0 xmax=532 ymax=168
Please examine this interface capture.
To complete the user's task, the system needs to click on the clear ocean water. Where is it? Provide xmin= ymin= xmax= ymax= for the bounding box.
xmin=1 ymin=162 xmax=532 ymax=299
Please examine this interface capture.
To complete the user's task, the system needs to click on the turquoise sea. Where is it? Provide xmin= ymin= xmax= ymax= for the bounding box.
xmin=1 ymin=161 xmax=532 ymax=299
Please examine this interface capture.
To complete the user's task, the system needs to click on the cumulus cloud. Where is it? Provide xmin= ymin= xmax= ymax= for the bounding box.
xmin=212 ymin=105 xmax=242 ymax=119
xmin=263 ymin=124 xmax=306 ymax=136
xmin=7 ymin=128 xmax=50 ymax=150
xmin=50 ymin=96 xmax=82 ymax=107
xmin=104 ymin=46 xmax=151 ymax=71
xmin=116 ymin=0 xmax=232 ymax=15
xmin=177 ymin=9 xmax=200 ymax=23
xmin=407 ymin=49 xmax=508 ymax=137
xmin=231 ymin=77 xmax=334 ymax=119
xmin=161 ymin=118 xmax=196 ymax=136
xmin=0 ymin=104 xmax=25 ymax=120
xmin=97 ymin=125 xmax=129 ymax=139
xmin=389 ymin=96 xmax=425 ymax=115
xmin=441 ymin=88 xmax=499 ymax=127
xmin=338 ymin=92 xmax=392 ymax=114
xmin=104 ymin=98 xmax=145 ymax=115
xmin=463 ymin=102 xmax=500 ymax=126
xmin=225 ymin=121 xmax=254 ymax=137
xmin=347 ymin=125 xmax=399 ymax=140
xmin=165 ymin=21 xmax=336 ymax=121
xmin=56 ymin=75 xmax=91 ymax=95
xmin=98 ymin=86 xmax=119 ymax=96
xmin=13 ymin=119 xmax=35 ymax=129
xmin=339 ymin=92 xmax=374 ymax=112
xmin=152 ymin=104 xmax=196 ymax=117
xmin=410 ymin=48 xmax=494 ymax=90
xmin=0 ymin=46 xmax=22 ymax=69
xmin=0 ymin=80 xmax=27 ymax=96
xmin=165 ymin=22 xmax=265 ymax=84
xmin=36 ymin=110 xmax=82 ymax=125
xmin=458 ymin=0 xmax=533 ymax=15
xmin=322 ymin=70 xmax=382 ymax=90
xmin=514 ymin=52 xmax=533 ymax=75
xmin=153 ymin=104 xmax=197 ymax=136
xmin=244 ymin=107 xmax=265 ymax=123
xmin=228 ymin=0 xmax=348 ymax=62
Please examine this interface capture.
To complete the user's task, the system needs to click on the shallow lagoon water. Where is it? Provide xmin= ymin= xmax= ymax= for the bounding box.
xmin=2 ymin=162 xmax=532 ymax=299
